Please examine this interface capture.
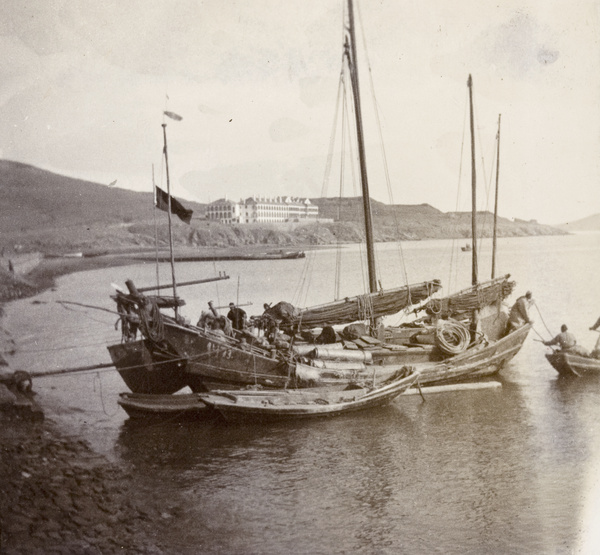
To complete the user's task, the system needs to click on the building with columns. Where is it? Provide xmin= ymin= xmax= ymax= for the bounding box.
xmin=206 ymin=196 xmax=318 ymax=224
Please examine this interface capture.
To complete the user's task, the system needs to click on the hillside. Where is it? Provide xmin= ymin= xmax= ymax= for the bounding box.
xmin=556 ymin=213 xmax=600 ymax=232
xmin=311 ymin=197 xmax=565 ymax=240
xmin=0 ymin=160 xmax=565 ymax=255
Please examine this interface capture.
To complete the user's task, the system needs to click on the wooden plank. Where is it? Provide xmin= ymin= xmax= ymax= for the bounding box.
xmin=403 ymin=381 xmax=502 ymax=395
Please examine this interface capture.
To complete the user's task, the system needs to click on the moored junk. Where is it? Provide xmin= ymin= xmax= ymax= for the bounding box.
xmin=108 ymin=0 xmax=531 ymax=412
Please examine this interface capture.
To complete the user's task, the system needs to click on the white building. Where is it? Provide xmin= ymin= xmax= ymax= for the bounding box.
xmin=206 ymin=196 xmax=319 ymax=224
xmin=204 ymin=198 xmax=242 ymax=224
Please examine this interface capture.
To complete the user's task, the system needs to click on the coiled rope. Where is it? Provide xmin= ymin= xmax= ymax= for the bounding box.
xmin=138 ymin=299 xmax=164 ymax=343
xmin=435 ymin=319 xmax=471 ymax=356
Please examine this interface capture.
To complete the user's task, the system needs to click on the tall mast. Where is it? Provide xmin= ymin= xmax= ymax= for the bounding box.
xmin=491 ymin=114 xmax=501 ymax=279
xmin=492 ymin=114 xmax=502 ymax=279
xmin=161 ymin=123 xmax=179 ymax=317
xmin=346 ymin=0 xmax=377 ymax=293
xmin=467 ymin=75 xmax=478 ymax=286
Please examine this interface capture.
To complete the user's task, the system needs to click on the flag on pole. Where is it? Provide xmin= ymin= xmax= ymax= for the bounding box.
xmin=155 ymin=186 xmax=193 ymax=224
xmin=164 ymin=111 xmax=183 ymax=121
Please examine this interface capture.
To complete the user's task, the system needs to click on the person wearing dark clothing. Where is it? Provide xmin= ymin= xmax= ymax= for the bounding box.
xmin=544 ymin=324 xmax=577 ymax=351
xmin=227 ymin=302 xmax=247 ymax=331
xmin=507 ymin=291 xmax=534 ymax=332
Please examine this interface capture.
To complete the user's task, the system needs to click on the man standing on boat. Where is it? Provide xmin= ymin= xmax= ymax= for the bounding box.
xmin=507 ymin=291 xmax=534 ymax=332
xmin=227 ymin=302 xmax=247 ymax=331
xmin=544 ymin=324 xmax=577 ymax=351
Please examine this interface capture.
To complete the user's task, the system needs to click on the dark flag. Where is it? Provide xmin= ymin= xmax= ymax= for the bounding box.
xmin=155 ymin=186 xmax=193 ymax=224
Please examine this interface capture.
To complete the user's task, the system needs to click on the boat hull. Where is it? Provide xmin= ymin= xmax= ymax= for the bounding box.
xmin=200 ymin=372 xmax=418 ymax=422
xmin=109 ymin=322 xmax=530 ymax=395
xmin=161 ymin=323 xmax=296 ymax=390
xmin=417 ymin=324 xmax=531 ymax=385
xmin=545 ymin=351 xmax=600 ymax=378
xmin=107 ymin=340 xmax=188 ymax=394
xmin=118 ymin=392 xmax=210 ymax=419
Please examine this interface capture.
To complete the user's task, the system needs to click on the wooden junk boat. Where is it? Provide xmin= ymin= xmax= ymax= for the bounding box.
xmin=108 ymin=1 xmax=531 ymax=403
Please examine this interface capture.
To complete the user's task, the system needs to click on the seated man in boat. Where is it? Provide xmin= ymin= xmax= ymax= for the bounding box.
xmin=506 ymin=291 xmax=534 ymax=332
xmin=543 ymin=324 xmax=577 ymax=351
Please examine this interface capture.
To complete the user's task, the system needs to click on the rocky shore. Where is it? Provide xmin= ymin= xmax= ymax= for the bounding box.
xmin=0 ymin=419 xmax=167 ymax=554
xmin=0 ymin=259 xmax=175 ymax=554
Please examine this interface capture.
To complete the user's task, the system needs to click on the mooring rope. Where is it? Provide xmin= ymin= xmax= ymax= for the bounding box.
xmin=533 ymin=303 xmax=554 ymax=338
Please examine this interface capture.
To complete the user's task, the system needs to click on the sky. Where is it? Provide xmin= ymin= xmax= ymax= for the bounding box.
xmin=1 ymin=0 xmax=599 ymax=225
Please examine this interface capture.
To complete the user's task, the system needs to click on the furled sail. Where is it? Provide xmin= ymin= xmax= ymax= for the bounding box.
xmin=292 ymin=279 xmax=442 ymax=328
xmin=419 ymin=274 xmax=515 ymax=319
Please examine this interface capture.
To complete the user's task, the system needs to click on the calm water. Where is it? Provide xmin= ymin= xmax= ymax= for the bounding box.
xmin=4 ymin=233 xmax=600 ymax=553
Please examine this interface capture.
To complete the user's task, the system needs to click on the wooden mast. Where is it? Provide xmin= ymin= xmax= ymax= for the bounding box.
xmin=161 ymin=123 xmax=179 ymax=317
xmin=346 ymin=0 xmax=377 ymax=294
xmin=467 ymin=75 xmax=478 ymax=286
xmin=491 ymin=114 xmax=501 ymax=279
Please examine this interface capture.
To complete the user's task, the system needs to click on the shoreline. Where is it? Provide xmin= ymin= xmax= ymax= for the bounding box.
xmin=0 ymin=419 xmax=167 ymax=553
xmin=0 ymin=250 xmax=201 ymax=553
xmin=0 ymin=244 xmax=325 ymax=305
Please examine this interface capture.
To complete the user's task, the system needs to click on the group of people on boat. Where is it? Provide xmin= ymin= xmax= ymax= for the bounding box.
xmin=504 ymin=290 xmax=599 ymax=360
xmin=195 ymin=301 xmax=296 ymax=352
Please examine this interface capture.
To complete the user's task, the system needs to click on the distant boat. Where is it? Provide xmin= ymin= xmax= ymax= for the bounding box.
xmin=461 ymin=243 xmax=472 ymax=252
xmin=132 ymin=249 xmax=306 ymax=263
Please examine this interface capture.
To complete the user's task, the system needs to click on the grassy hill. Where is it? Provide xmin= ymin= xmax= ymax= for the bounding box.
xmin=0 ymin=160 xmax=566 ymax=255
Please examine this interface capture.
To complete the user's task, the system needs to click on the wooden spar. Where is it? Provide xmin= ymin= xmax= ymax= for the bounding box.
xmin=161 ymin=123 xmax=178 ymax=317
xmin=491 ymin=114 xmax=501 ymax=279
xmin=346 ymin=0 xmax=377 ymax=294
xmin=28 ymin=362 xmax=116 ymax=379
xmin=467 ymin=74 xmax=478 ymax=286
xmin=136 ymin=274 xmax=230 ymax=293
xmin=215 ymin=302 xmax=252 ymax=309
xmin=57 ymin=300 xmax=121 ymax=316
xmin=152 ymin=163 xmax=161 ymax=289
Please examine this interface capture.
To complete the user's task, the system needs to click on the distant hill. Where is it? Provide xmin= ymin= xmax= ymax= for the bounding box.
xmin=556 ymin=213 xmax=600 ymax=232
xmin=311 ymin=197 xmax=565 ymax=240
xmin=0 ymin=160 xmax=566 ymax=255
xmin=0 ymin=160 xmax=206 ymax=233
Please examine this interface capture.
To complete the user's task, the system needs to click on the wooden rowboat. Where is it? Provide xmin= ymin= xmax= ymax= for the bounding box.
xmin=118 ymin=391 xmax=209 ymax=419
xmin=545 ymin=351 xmax=600 ymax=378
xmin=198 ymin=370 xmax=419 ymax=422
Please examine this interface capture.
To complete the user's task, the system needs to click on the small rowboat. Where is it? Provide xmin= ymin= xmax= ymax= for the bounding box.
xmin=545 ymin=351 xmax=600 ymax=378
xmin=198 ymin=370 xmax=419 ymax=422
xmin=118 ymin=392 xmax=209 ymax=419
